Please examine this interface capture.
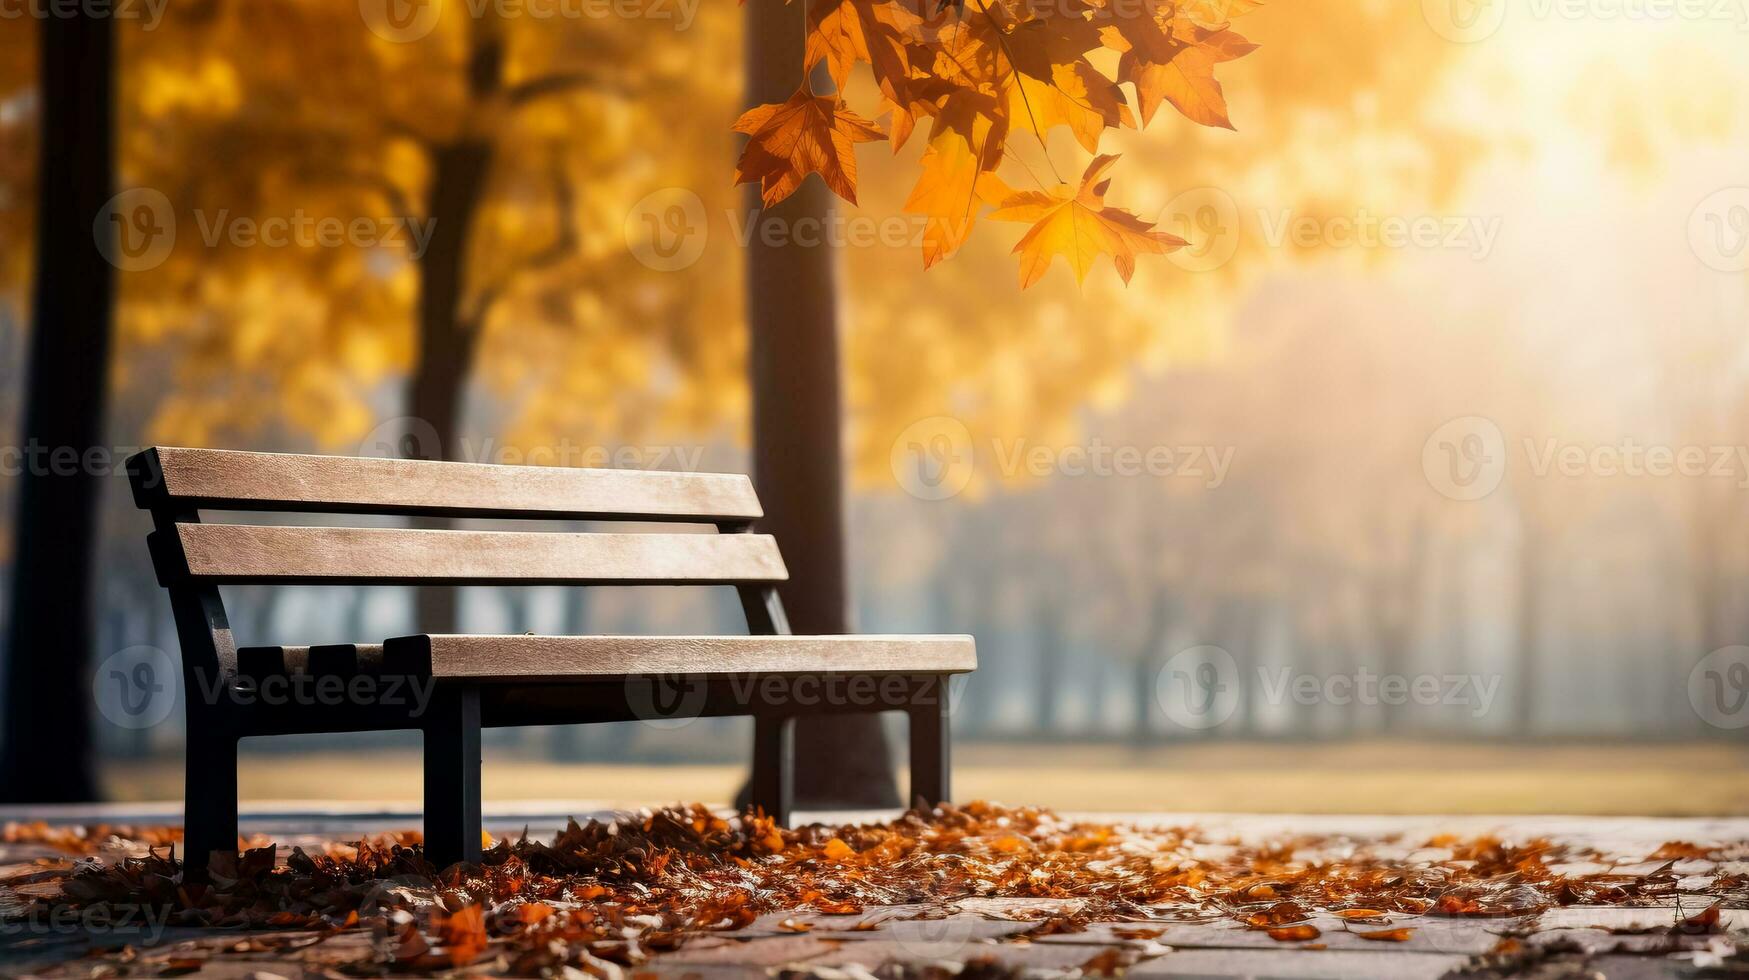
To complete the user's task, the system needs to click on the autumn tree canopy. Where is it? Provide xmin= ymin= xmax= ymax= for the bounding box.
xmin=0 ymin=0 xmax=1487 ymax=482
xmin=733 ymin=0 xmax=1258 ymax=287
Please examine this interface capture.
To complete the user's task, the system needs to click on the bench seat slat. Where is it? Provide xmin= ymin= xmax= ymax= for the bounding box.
xmin=383 ymin=634 xmax=976 ymax=680
xmin=131 ymin=447 xmax=762 ymax=523
xmin=173 ymin=525 xmax=787 ymax=585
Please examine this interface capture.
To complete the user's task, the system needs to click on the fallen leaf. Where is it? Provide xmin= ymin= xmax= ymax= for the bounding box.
xmin=1266 ymin=924 xmax=1321 ymax=942
xmin=1112 ymin=926 xmax=1165 ymax=939
xmin=1355 ymin=927 xmax=1416 ymax=942
xmin=1651 ymin=841 xmax=1714 ymax=860
xmin=436 ymin=905 xmax=489 ymax=966
xmin=1080 ymin=947 xmax=1132 ymax=976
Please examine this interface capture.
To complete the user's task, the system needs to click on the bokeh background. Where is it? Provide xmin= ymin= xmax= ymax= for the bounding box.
xmin=2 ymin=0 xmax=1749 ymax=814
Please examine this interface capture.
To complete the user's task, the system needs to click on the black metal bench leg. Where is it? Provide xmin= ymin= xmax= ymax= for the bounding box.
xmin=750 ymin=713 xmax=794 ymax=826
xmin=184 ymin=725 xmax=239 ymax=880
xmin=423 ymin=686 xmax=482 ymax=868
xmin=909 ymin=685 xmax=951 ymax=810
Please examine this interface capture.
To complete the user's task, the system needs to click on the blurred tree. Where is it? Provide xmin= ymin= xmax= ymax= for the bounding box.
xmin=114 ymin=3 xmax=744 ymax=635
xmin=96 ymin=1 xmax=743 ymax=454
xmin=741 ymin=0 xmax=899 ymax=802
xmin=0 ymin=10 xmax=112 ymax=802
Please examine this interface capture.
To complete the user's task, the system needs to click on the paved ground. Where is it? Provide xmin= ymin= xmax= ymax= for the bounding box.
xmin=97 ymin=740 xmax=1749 ymax=815
xmin=3 ymin=804 xmax=1748 ymax=978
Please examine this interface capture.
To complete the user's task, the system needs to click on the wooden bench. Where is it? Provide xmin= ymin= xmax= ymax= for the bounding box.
xmin=127 ymin=447 xmax=975 ymax=871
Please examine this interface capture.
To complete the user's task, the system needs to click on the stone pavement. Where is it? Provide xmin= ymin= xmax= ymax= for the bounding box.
xmin=3 ymin=804 xmax=1746 ymax=978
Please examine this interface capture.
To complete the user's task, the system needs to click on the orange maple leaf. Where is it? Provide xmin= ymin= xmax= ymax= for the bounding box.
xmin=989 ymin=154 xmax=1187 ymax=287
xmin=734 ymin=87 xmax=886 ymax=207
xmin=902 ymin=90 xmax=1011 ymax=267
xmin=1104 ymin=9 xmax=1258 ymax=128
xmin=436 ymin=905 xmax=489 ymax=966
xmin=806 ymin=0 xmax=920 ymax=105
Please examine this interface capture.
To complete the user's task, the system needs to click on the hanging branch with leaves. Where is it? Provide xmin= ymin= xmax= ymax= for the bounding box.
xmin=733 ymin=0 xmax=1260 ymax=287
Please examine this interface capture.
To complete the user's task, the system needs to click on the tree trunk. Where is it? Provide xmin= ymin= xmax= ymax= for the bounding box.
xmin=1373 ymin=515 xmax=1426 ymax=735
xmin=407 ymin=25 xmax=500 ymax=634
xmin=1513 ymin=522 xmax=1541 ymax=737
xmin=1207 ymin=595 xmax=1248 ymax=740
xmin=0 ymin=10 xmax=113 ymax=802
xmin=743 ymin=1 xmax=899 ymax=808
xmin=1033 ymin=599 xmax=1063 ymax=734
xmin=1131 ymin=587 xmax=1171 ymax=745
xmin=549 ymin=591 xmax=592 ymax=760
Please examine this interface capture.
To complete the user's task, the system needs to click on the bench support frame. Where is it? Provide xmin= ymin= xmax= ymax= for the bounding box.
xmin=424 ymin=686 xmax=483 ymax=866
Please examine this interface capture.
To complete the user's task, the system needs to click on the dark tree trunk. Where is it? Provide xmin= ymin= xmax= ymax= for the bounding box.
xmin=1131 ymin=588 xmax=1172 ymax=744
xmin=743 ymin=1 xmax=899 ymax=808
xmin=1513 ymin=523 xmax=1541 ymax=737
xmin=1372 ymin=515 xmax=1426 ymax=735
xmin=1033 ymin=599 xmax=1063 ymax=733
xmin=0 ymin=11 xmax=113 ymax=802
xmin=549 ymin=591 xmax=592 ymax=760
xmin=407 ymin=28 xmax=499 ymax=634
xmin=1204 ymin=595 xmax=1248 ymax=740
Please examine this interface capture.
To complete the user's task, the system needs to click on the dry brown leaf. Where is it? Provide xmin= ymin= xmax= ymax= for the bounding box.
xmin=1354 ymin=927 xmax=1416 ymax=942
xmin=1266 ymin=924 xmax=1321 ymax=942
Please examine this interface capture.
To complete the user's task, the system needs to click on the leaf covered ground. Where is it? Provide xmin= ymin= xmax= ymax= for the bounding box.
xmin=4 ymin=802 xmax=1749 ymax=977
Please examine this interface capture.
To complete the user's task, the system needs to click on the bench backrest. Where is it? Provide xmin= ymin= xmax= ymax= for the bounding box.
xmin=127 ymin=447 xmax=790 ymax=677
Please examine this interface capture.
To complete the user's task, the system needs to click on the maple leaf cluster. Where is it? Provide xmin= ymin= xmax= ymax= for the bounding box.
xmin=732 ymin=0 xmax=1260 ymax=287
xmin=13 ymin=803 xmax=1749 ymax=975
